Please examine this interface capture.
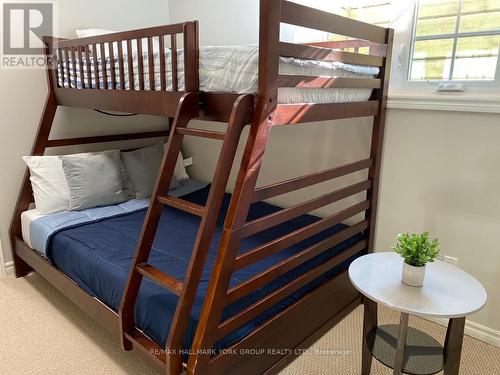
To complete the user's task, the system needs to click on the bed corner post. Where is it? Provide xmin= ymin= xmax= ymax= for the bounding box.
xmin=183 ymin=20 xmax=200 ymax=93
xmin=9 ymin=36 xmax=58 ymax=278
xmin=366 ymin=28 xmax=394 ymax=254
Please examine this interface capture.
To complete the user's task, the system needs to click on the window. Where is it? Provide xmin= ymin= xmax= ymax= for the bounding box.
xmin=409 ymin=0 xmax=500 ymax=82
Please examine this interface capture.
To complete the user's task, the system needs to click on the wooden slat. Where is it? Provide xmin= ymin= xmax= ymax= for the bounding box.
xmin=253 ymin=158 xmax=373 ymax=202
xmin=64 ymin=48 xmax=71 ymax=86
xmin=157 ymin=195 xmax=205 ymax=217
xmin=278 ymin=75 xmax=382 ymax=89
xmin=46 ymin=130 xmax=169 ymax=148
xmin=50 ymin=45 xmax=58 ymax=89
xmin=280 ymin=0 xmax=387 ymax=44
xmin=272 ymin=101 xmax=379 ymax=125
xmin=100 ymin=43 xmax=108 ymax=89
xmin=241 ymin=180 xmax=372 ymax=238
xmin=159 ymin=35 xmax=166 ymax=91
xmin=58 ymin=48 xmax=64 ymax=88
xmin=137 ymin=39 xmax=145 ymax=90
xmin=92 ymin=44 xmax=99 ymax=88
xmin=109 ymin=42 xmax=116 ymax=89
xmin=77 ymin=46 xmax=84 ymax=88
xmin=127 ymin=39 xmax=134 ymax=89
xmin=85 ymin=46 xmax=92 ymax=89
xmin=235 ymin=200 xmax=370 ymax=270
xmin=148 ymin=37 xmax=155 ymax=91
xmin=57 ymin=23 xmax=185 ymax=48
xmin=228 ymin=221 xmax=368 ymax=305
xmin=70 ymin=47 xmax=77 ymax=87
xmin=51 ymin=46 xmax=59 ymax=87
xmin=279 ymin=42 xmax=384 ymax=66
xmin=136 ymin=263 xmax=183 ymax=294
xmin=171 ymin=34 xmax=178 ymax=91
xmin=176 ymin=127 xmax=226 ymax=140
xmin=117 ymin=41 xmax=125 ymax=90
xmin=217 ymin=239 xmax=367 ymax=338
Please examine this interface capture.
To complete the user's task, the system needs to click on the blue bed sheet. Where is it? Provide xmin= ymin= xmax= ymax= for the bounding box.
xmin=48 ymin=185 xmax=364 ymax=351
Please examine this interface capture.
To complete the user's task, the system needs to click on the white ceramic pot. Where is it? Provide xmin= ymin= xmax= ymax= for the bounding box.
xmin=402 ymin=262 xmax=426 ymax=287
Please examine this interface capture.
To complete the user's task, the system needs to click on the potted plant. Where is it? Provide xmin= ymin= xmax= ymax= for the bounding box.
xmin=392 ymin=232 xmax=439 ymax=287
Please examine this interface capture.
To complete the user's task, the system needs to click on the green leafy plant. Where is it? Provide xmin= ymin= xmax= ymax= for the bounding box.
xmin=392 ymin=232 xmax=439 ymax=267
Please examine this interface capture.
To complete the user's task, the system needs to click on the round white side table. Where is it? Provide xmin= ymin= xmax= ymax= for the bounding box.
xmin=348 ymin=252 xmax=486 ymax=375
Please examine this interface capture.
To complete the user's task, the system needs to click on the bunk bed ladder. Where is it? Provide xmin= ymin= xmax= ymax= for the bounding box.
xmin=119 ymin=93 xmax=254 ymax=373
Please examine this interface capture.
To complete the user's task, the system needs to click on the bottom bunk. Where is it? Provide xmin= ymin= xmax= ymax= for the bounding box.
xmin=16 ymin=181 xmax=365 ymax=372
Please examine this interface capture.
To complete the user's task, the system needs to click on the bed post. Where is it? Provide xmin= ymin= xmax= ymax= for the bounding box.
xmin=183 ymin=20 xmax=200 ymax=92
xmin=9 ymin=36 xmax=59 ymax=278
xmin=365 ymin=28 xmax=394 ymax=253
xmin=187 ymin=0 xmax=281 ymax=373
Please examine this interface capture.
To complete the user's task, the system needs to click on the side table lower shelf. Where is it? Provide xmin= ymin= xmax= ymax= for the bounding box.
xmin=367 ymin=324 xmax=444 ymax=375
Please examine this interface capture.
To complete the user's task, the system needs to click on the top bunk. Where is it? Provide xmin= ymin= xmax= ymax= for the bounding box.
xmin=44 ymin=0 xmax=393 ymax=124
xmin=46 ymin=22 xmax=199 ymax=117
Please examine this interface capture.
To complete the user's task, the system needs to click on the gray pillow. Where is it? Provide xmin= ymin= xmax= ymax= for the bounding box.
xmin=60 ymin=150 xmax=127 ymax=210
xmin=121 ymin=143 xmax=179 ymax=199
xmin=120 ymin=160 xmax=136 ymax=199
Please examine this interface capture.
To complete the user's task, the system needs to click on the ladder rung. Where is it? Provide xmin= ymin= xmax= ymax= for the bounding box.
xmin=136 ymin=263 xmax=183 ymax=294
xmin=176 ymin=127 xmax=226 ymax=140
xmin=157 ymin=195 xmax=205 ymax=216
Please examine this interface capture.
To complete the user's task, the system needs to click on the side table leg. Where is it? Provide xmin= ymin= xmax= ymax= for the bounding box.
xmin=444 ymin=317 xmax=466 ymax=375
xmin=393 ymin=312 xmax=409 ymax=375
xmin=362 ymin=297 xmax=377 ymax=375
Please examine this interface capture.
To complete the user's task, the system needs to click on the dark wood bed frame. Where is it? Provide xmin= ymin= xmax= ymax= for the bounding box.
xmin=9 ymin=1 xmax=393 ymax=374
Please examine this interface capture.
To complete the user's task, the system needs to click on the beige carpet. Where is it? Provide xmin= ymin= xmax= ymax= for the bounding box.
xmin=0 ymin=273 xmax=498 ymax=374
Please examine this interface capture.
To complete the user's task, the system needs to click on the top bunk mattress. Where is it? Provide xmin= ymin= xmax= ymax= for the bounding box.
xmin=58 ymin=45 xmax=379 ymax=104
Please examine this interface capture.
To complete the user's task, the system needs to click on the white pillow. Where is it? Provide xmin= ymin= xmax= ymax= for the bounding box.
xmin=174 ymin=152 xmax=190 ymax=181
xmin=75 ymin=28 xmax=116 ymax=39
xmin=23 ymin=156 xmax=70 ymax=214
xmin=23 ymin=150 xmax=189 ymax=213
xmin=76 ymin=29 xmax=120 ymax=58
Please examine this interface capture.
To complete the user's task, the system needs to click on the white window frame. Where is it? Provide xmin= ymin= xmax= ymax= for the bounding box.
xmin=391 ymin=0 xmax=500 ymax=95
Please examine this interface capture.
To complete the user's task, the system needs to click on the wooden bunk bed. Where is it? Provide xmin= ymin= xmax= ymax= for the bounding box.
xmin=10 ymin=1 xmax=394 ymax=374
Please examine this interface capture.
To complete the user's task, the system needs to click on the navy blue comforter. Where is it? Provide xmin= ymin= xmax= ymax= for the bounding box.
xmin=48 ymin=186 xmax=363 ymax=350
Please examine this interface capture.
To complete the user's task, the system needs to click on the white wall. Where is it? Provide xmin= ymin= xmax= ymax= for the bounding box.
xmin=377 ymin=109 xmax=500 ymax=333
xmin=0 ymin=0 xmax=171 ymax=267
xmin=169 ymin=0 xmax=500 ymax=337
xmin=168 ymin=0 xmax=259 ymax=45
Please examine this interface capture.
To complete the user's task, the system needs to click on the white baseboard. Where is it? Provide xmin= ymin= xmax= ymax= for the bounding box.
xmin=425 ymin=317 xmax=500 ymax=348
xmin=4 ymin=261 xmax=15 ymax=277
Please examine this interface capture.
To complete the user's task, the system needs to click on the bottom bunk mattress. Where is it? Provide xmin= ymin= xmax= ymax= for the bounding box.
xmin=43 ymin=185 xmax=364 ymax=351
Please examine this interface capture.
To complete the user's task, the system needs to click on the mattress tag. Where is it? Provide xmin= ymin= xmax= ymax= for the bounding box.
xmin=183 ymin=157 xmax=193 ymax=167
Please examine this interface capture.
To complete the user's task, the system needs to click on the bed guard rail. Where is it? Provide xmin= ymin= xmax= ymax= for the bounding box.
xmin=43 ymin=21 xmax=199 ymax=116
xmin=257 ymin=0 xmax=393 ymax=126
